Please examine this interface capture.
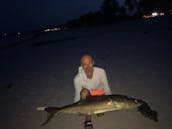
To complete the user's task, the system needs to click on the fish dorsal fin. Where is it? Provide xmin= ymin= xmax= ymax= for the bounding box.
xmin=81 ymin=95 xmax=108 ymax=103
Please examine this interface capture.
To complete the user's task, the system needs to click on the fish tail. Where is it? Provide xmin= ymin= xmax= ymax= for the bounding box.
xmin=37 ymin=106 xmax=46 ymax=111
xmin=137 ymin=101 xmax=158 ymax=122
xmin=37 ymin=106 xmax=60 ymax=126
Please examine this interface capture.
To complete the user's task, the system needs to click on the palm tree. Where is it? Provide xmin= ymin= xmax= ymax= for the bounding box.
xmin=138 ymin=0 xmax=172 ymax=14
xmin=125 ymin=0 xmax=139 ymax=15
xmin=101 ymin=0 xmax=120 ymax=18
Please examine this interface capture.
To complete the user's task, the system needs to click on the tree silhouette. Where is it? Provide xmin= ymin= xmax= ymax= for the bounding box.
xmin=138 ymin=0 xmax=172 ymax=14
xmin=125 ymin=0 xmax=139 ymax=16
xmin=125 ymin=0 xmax=133 ymax=12
xmin=101 ymin=0 xmax=120 ymax=20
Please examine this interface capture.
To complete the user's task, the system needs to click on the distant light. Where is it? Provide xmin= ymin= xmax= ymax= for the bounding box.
xmin=3 ymin=33 xmax=7 ymax=36
xmin=152 ymin=12 xmax=158 ymax=17
xmin=143 ymin=11 xmax=164 ymax=19
xmin=44 ymin=29 xmax=50 ymax=32
xmin=143 ymin=14 xmax=153 ymax=19
xmin=44 ymin=28 xmax=61 ymax=32
xmin=17 ymin=32 xmax=21 ymax=35
xmin=159 ymin=12 xmax=164 ymax=16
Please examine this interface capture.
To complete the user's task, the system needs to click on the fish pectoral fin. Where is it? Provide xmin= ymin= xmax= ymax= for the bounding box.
xmin=41 ymin=112 xmax=55 ymax=126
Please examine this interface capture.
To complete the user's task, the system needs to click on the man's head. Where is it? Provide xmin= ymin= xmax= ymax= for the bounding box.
xmin=80 ymin=54 xmax=94 ymax=72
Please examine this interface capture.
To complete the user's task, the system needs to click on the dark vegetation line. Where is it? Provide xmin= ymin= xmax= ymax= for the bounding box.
xmin=61 ymin=0 xmax=172 ymax=28
xmin=1 ymin=0 xmax=172 ymax=39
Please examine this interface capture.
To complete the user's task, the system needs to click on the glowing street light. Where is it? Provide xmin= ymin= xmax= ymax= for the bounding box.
xmin=152 ymin=12 xmax=158 ymax=17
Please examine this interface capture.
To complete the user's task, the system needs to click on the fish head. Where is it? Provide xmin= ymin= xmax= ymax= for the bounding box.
xmin=109 ymin=95 xmax=142 ymax=110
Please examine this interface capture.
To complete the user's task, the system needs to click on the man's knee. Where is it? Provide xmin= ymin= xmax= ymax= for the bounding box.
xmin=80 ymin=88 xmax=91 ymax=100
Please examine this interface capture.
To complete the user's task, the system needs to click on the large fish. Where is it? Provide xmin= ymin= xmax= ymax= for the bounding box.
xmin=37 ymin=94 xmax=158 ymax=125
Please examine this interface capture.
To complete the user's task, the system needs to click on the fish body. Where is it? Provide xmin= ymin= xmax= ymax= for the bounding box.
xmin=56 ymin=95 xmax=141 ymax=115
xmin=37 ymin=94 xmax=158 ymax=125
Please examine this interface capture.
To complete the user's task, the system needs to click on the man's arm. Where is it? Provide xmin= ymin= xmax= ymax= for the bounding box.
xmin=73 ymin=76 xmax=82 ymax=103
xmin=101 ymin=69 xmax=112 ymax=95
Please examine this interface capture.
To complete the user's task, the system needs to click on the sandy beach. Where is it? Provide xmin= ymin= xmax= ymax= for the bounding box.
xmin=0 ymin=16 xmax=172 ymax=129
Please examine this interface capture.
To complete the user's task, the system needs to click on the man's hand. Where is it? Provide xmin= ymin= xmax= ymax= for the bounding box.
xmin=97 ymin=113 xmax=104 ymax=117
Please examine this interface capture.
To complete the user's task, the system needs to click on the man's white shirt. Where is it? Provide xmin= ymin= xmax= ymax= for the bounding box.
xmin=73 ymin=66 xmax=111 ymax=102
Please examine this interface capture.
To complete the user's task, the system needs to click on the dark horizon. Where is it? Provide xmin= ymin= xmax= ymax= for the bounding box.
xmin=1 ymin=0 xmax=171 ymax=34
xmin=0 ymin=0 xmax=105 ymax=33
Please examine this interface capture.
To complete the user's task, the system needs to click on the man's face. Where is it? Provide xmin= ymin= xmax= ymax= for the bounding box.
xmin=81 ymin=55 xmax=94 ymax=72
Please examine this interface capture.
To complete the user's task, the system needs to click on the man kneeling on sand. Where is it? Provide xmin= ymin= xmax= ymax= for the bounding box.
xmin=73 ymin=54 xmax=112 ymax=129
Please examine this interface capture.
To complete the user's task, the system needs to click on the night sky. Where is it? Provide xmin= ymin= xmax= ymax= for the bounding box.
xmin=0 ymin=0 xmax=124 ymax=33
